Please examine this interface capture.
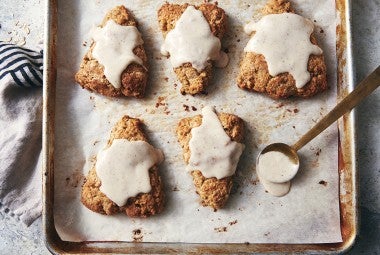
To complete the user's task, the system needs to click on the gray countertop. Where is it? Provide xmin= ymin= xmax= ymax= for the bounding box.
xmin=0 ymin=0 xmax=379 ymax=254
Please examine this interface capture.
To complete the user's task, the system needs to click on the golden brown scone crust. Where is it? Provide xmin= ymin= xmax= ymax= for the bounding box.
xmin=75 ymin=6 xmax=148 ymax=98
xmin=81 ymin=116 xmax=164 ymax=217
xmin=237 ymin=0 xmax=327 ymax=99
xmin=158 ymin=3 xmax=227 ymax=95
xmin=176 ymin=113 xmax=244 ymax=209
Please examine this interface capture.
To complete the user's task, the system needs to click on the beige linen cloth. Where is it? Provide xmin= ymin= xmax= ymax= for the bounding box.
xmin=0 ymin=42 xmax=43 ymax=226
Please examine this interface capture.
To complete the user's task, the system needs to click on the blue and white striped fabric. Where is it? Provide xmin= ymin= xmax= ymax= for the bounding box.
xmin=0 ymin=42 xmax=43 ymax=87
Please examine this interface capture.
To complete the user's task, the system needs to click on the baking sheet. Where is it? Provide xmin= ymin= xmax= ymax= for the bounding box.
xmin=53 ymin=0 xmax=342 ymax=243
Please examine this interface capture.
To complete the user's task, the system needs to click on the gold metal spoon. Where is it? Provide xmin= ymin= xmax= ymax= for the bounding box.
xmin=257 ymin=65 xmax=380 ymax=189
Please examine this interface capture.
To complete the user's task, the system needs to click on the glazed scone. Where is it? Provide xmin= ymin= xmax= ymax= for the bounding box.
xmin=158 ymin=3 xmax=227 ymax=95
xmin=237 ymin=0 xmax=327 ymax=99
xmin=81 ymin=116 xmax=164 ymax=217
xmin=176 ymin=111 xmax=244 ymax=209
xmin=75 ymin=6 xmax=148 ymax=98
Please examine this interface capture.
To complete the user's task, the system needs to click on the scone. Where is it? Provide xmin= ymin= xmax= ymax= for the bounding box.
xmin=81 ymin=116 xmax=164 ymax=217
xmin=75 ymin=6 xmax=148 ymax=98
xmin=176 ymin=107 xmax=244 ymax=209
xmin=158 ymin=3 xmax=228 ymax=95
xmin=237 ymin=0 xmax=327 ymax=99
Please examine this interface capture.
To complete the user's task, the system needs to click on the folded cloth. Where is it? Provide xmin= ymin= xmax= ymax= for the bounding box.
xmin=0 ymin=42 xmax=43 ymax=226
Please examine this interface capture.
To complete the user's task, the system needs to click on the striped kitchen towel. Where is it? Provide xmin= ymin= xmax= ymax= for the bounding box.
xmin=0 ymin=42 xmax=43 ymax=87
xmin=0 ymin=42 xmax=43 ymax=226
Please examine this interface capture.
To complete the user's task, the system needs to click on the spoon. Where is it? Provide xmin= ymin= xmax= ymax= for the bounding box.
xmin=256 ymin=65 xmax=380 ymax=196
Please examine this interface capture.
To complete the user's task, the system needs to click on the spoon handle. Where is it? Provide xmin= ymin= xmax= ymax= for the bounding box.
xmin=292 ymin=65 xmax=380 ymax=152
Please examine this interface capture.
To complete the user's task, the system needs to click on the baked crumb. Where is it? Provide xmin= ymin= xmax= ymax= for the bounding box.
xmin=183 ymin=104 xmax=190 ymax=112
xmin=228 ymin=220 xmax=238 ymax=225
xmin=214 ymin=226 xmax=227 ymax=232
xmin=132 ymin=228 xmax=143 ymax=242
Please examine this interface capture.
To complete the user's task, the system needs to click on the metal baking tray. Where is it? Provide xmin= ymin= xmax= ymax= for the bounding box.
xmin=42 ymin=0 xmax=357 ymax=253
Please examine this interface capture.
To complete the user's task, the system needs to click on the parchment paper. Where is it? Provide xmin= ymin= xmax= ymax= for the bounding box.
xmin=54 ymin=0 xmax=342 ymax=243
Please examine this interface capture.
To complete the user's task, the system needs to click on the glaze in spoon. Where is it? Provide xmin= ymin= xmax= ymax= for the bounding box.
xmin=256 ymin=65 xmax=380 ymax=196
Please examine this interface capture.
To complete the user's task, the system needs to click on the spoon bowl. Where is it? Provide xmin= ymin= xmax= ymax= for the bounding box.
xmin=256 ymin=143 xmax=300 ymax=183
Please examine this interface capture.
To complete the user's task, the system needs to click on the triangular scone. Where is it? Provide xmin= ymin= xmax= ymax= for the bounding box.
xmin=158 ymin=3 xmax=227 ymax=95
xmin=75 ymin=6 xmax=148 ymax=98
xmin=237 ymin=0 xmax=327 ymax=99
xmin=176 ymin=113 xmax=244 ymax=210
xmin=81 ymin=116 xmax=164 ymax=217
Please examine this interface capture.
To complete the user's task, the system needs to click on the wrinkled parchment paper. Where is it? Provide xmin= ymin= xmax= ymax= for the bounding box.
xmin=54 ymin=0 xmax=342 ymax=243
